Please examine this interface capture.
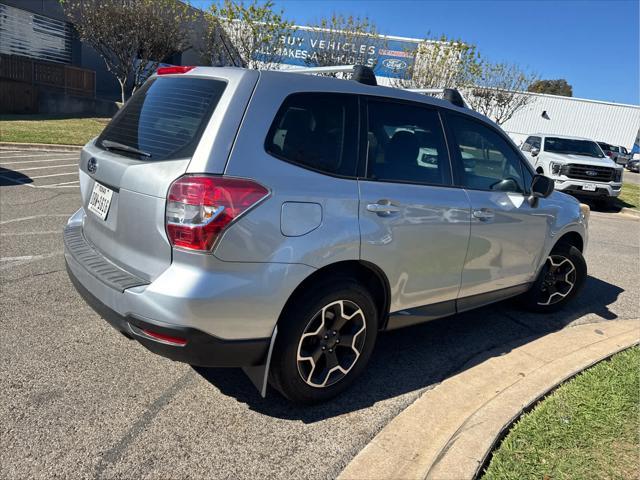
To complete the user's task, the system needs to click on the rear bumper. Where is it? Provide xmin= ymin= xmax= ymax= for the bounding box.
xmin=64 ymin=208 xmax=314 ymax=366
xmin=66 ymin=262 xmax=270 ymax=367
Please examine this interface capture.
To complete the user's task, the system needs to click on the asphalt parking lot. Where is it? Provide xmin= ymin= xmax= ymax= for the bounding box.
xmin=1 ymin=149 xmax=638 ymax=479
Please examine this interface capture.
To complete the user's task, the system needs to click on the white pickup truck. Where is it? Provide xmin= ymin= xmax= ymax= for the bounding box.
xmin=520 ymin=134 xmax=623 ymax=205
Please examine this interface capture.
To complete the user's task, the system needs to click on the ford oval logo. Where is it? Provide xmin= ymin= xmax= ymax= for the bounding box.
xmin=87 ymin=158 xmax=97 ymax=174
xmin=382 ymin=58 xmax=408 ymax=71
xmin=585 ymin=170 xmax=598 ymax=176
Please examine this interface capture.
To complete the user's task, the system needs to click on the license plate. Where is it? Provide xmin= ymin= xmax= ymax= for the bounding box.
xmin=88 ymin=182 xmax=114 ymax=220
xmin=582 ymin=183 xmax=596 ymax=192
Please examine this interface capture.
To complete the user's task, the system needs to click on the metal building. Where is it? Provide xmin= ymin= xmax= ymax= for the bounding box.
xmin=501 ymin=92 xmax=640 ymax=152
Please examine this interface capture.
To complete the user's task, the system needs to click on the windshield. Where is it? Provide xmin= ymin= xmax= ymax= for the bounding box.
xmin=545 ymin=137 xmax=604 ymax=158
xmin=97 ymin=77 xmax=226 ymax=160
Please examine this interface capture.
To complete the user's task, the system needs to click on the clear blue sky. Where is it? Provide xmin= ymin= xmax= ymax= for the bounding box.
xmin=193 ymin=0 xmax=639 ymax=105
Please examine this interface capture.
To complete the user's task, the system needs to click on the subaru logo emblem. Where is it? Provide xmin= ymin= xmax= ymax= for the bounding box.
xmin=87 ymin=158 xmax=97 ymax=174
xmin=585 ymin=170 xmax=598 ymax=176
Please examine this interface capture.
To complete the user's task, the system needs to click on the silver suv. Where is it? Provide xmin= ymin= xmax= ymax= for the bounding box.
xmin=64 ymin=66 xmax=589 ymax=404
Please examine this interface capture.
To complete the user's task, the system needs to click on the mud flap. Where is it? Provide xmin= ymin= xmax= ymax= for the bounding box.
xmin=242 ymin=326 xmax=278 ymax=398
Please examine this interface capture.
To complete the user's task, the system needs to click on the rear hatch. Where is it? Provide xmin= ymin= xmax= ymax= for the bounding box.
xmin=79 ymin=68 xmax=257 ymax=281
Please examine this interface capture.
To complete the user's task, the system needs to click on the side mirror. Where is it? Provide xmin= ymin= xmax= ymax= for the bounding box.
xmin=530 ymin=147 xmax=540 ymax=157
xmin=529 ymin=174 xmax=554 ymax=206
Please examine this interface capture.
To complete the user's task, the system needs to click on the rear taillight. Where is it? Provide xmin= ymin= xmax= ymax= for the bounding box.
xmin=157 ymin=66 xmax=195 ymax=75
xmin=166 ymin=175 xmax=269 ymax=251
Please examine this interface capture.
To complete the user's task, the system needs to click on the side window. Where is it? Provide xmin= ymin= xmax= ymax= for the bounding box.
xmin=448 ymin=114 xmax=526 ymax=194
xmin=265 ymin=93 xmax=358 ymax=177
xmin=522 ymin=136 xmax=541 ymax=152
xmin=366 ymin=100 xmax=450 ymax=185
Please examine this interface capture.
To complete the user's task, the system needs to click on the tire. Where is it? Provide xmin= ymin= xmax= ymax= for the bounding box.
xmin=269 ymin=279 xmax=378 ymax=404
xmin=519 ymin=243 xmax=587 ymax=313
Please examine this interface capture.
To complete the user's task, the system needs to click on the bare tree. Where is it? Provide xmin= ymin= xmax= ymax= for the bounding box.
xmin=205 ymin=0 xmax=295 ymax=70
xmin=466 ymin=61 xmax=538 ymax=125
xmin=302 ymin=14 xmax=385 ymax=73
xmin=61 ymin=0 xmax=196 ymax=103
xmin=393 ymin=35 xmax=481 ymax=89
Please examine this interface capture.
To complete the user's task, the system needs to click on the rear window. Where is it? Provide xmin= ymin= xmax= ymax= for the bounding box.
xmin=265 ymin=93 xmax=358 ymax=177
xmin=97 ymin=77 xmax=226 ymax=160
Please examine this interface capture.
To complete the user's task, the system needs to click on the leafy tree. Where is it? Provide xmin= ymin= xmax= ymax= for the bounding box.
xmin=466 ymin=61 xmax=538 ymax=125
xmin=303 ymin=14 xmax=385 ymax=74
xmin=528 ymin=79 xmax=573 ymax=97
xmin=394 ymin=34 xmax=481 ymax=89
xmin=61 ymin=0 xmax=196 ymax=103
xmin=205 ymin=0 xmax=295 ymax=70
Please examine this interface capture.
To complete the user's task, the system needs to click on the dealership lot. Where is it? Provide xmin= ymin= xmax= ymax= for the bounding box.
xmin=1 ymin=150 xmax=638 ymax=479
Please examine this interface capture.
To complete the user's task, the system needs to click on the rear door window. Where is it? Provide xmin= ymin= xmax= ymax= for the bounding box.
xmin=265 ymin=93 xmax=358 ymax=177
xmin=365 ymin=100 xmax=451 ymax=185
xmin=97 ymin=77 xmax=226 ymax=160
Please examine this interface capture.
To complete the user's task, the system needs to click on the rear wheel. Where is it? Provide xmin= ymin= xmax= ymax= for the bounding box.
xmin=519 ymin=243 xmax=587 ymax=312
xmin=269 ymin=280 xmax=378 ymax=404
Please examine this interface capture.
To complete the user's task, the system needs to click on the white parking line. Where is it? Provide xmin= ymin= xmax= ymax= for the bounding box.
xmin=0 ymin=214 xmax=71 ymax=225
xmin=42 ymin=180 xmax=79 ymax=186
xmin=1 ymin=230 xmax=61 ymax=236
xmin=0 ymin=158 xmax=79 ymax=165
xmin=36 ymin=183 xmax=79 ymax=189
xmin=3 ymin=163 xmax=76 ymax=171
xmin=0 ymin=171 xmax=78 ymax=188
xmin=0 ymin=153 xmax=78 ymax=159
xmin=28 ymin=172 xmax=78 ymax=179
xmin=0 ymin=251 xmax=62 ymax=270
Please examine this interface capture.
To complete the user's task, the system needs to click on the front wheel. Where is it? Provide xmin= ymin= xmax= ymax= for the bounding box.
xmin=269 ymin=280 xmax=378 ymax=404
xmin=519 ymin=244 xmax=587 ymax=313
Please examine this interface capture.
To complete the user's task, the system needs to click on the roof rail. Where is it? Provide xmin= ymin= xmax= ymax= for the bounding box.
xmin=283 ymin=65 xmax=357 ymax=74
xmin=406 ymin=87 xmax=467 ymax=108
xmin=284 ymin=64 xmax=377 ymax=86
xmin=284 ymin=65 xmax=466 ymax=107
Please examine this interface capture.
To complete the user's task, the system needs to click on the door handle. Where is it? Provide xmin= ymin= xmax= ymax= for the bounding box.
xmin=472 ymin=208 xmax=495 ymax=221
xmin=366 ymin=201 xmax=401 ymax=216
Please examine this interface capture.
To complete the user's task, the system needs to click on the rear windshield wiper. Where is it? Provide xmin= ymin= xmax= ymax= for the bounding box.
xmin=101 ymin=140 xmax=151 ymax=158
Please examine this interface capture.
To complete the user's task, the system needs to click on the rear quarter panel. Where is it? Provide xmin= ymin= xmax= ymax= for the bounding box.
xmin=213 ymin=73 xmax=361 ymax=268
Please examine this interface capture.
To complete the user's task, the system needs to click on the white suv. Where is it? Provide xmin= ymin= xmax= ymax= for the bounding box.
xmin=521 ymin=134 xmax=623 ymax=205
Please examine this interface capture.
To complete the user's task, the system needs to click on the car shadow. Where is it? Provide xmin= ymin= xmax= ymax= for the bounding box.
xmin=0 ymin=167 xmax=33 ymax=186
xmin=194 ymin=275 xmax=623 ymax=422
xmin=576 ymin=195 xmax=636 ymax=214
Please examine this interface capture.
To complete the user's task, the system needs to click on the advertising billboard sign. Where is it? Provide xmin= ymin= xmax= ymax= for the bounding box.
xmin=258 ymin=28 xmax=421 ymax=78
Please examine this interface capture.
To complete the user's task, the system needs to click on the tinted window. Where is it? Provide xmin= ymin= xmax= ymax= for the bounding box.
xmin=545 ymin=137 xmax=604 ymax=158
xmin=98 ymin=77 xmax=226 ymax=160
xmin=522 ymin=136 xmax=541 ymax=152
xmin=366 ymin=100 xmax=450 ymax=185
xmin=265 ymin=93 xmax=358 ymax=177
xmin=448 ymin=114 xmax=525 ymax=193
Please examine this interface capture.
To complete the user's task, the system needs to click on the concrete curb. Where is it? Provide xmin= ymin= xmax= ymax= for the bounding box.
xmin=339 ymin=319 xmax=640 ymax=480
xmin=620 ymin=207 xmax=640 ymax=217
xmin=0 ymin=142 xmax=81 ymax=152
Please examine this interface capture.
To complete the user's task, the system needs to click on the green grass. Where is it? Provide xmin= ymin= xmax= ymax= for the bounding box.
xmin=0 ymin=114 xmax=110 ymax=145
xmin=617 ymin=182 xmax=639 ymax=211
xmin=482 ymin=346 xmax=640 ymax=480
